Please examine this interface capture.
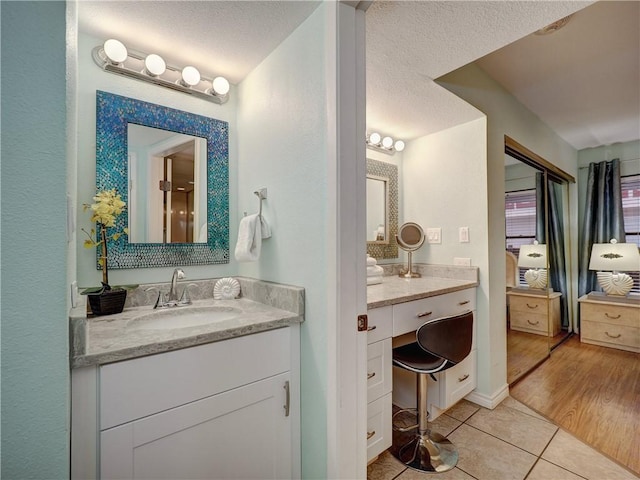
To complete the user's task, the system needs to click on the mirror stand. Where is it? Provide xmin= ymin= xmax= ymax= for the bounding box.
xmin=396 ymin=222 xmax=426 ymax=279
xmin=400 ymin=250 xmax=420 ymax=278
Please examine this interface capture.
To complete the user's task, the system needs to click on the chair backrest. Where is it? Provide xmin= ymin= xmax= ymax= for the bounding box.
xmin=416 ymin=311 xmax=473 ymax=365
xmin=506 ymin=251 xmax=518 ymax=287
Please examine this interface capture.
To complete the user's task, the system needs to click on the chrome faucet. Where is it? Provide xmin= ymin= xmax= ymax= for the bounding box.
xmin=168 ymin=268 xmax=185 ymax=303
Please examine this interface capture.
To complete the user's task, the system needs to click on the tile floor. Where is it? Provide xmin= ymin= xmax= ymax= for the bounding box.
xmin=368 ymin=397 xmax=639 ymax=480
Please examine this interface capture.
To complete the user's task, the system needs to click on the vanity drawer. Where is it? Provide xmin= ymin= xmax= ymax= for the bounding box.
xmin=367 ymin=338 xmax=392 ymax=403
xmin=366 ymin=393 xmax=392 ymax=462
xmin=99 ymin=328 xmax=290 ymax=430
xmin=367 ymin=306 xmax=392 ymax=345
xmin=442 ymin=349 xmax=477 ymax=407
xmin=392 ymin=289 xmax=476 ymax=337
xmin=581 ymin=320 xmax=639 ymax=352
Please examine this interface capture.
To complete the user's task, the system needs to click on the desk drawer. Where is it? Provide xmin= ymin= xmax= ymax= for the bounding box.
xmin=367 ymin=339 xmax=392 ymax=403
xmin=392 ymin=289 xmax=476 ymax=337
xmin=367 ymin=306 xmax=392 ymax=344
xmin=443 ymin=349 xmax=477 ymax=407
xmin=367 ymin=393 xmax=392 ymax=462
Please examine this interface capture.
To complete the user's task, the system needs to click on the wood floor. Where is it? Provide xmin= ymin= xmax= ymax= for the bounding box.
xmin=510 ymin=335 xmax=640 ymax=475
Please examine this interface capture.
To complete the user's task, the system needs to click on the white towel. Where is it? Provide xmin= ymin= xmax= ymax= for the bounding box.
xmin=260 ymin=215 xmax=272 ymax=239
xmin=235 ymin=214 xmax=262 ymax=262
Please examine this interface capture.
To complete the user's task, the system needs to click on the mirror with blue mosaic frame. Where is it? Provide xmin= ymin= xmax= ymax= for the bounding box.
xmin=96 ymin=90 xmax=229 ymax=268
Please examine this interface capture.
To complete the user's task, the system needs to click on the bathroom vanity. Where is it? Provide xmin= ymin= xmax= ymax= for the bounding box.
xmin=365 ymin=267 xmax=478 ymax=462
xmin=71 ymin=278 xmax=304 ymax=480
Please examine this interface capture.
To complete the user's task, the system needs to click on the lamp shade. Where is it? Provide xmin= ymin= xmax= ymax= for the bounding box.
xmin=589 ymin=240 xmax=640 ymax=272
xmin=518 ymin=243 xmax=547 ymax=268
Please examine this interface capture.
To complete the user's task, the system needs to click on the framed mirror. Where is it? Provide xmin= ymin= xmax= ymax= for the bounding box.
xmin=96 ymin=90 xmax=229 ymax=269
xmin=366 ymin=158 xmax=398 ymax=259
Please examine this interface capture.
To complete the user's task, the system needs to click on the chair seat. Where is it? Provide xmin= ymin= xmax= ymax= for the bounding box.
xmin=393 ymin=342 xmax=448 ymax=374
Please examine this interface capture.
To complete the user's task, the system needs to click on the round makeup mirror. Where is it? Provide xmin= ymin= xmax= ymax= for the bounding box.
xmin=396 ymin=222 xmax=425 ymax=278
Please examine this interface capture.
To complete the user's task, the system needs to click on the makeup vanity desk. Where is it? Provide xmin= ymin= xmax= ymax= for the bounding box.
xmin=365 ymin=270 xmax=478 ymax=462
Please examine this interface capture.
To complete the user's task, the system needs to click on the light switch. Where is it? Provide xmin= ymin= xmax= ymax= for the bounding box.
xmin=459 ymin=226 xmax=469 ymax=243
xmin=426 ymin=227 xmax=441 ymax=244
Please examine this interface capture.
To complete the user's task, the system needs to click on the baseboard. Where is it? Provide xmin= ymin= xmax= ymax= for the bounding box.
xmin=465 ymin=383 xmax=509 ymax=410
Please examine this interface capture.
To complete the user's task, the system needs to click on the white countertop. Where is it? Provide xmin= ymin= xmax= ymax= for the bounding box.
xmin=367 ymin=274 xmax=478 ymax=309
xmin=71 ymin=297 xmax=302 ymax=368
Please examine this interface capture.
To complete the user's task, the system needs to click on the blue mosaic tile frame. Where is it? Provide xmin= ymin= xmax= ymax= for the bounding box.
xmin=96 ymin=91 xmax=229 ymax=269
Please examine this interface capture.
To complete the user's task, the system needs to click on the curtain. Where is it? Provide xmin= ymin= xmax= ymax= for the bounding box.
xmin=578 ymin=159 xmax=626 ymax=304
xmin=536 ymin=173 xmax=570 ymax=330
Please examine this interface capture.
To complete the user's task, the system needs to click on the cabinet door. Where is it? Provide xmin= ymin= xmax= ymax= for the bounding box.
xmin=101 ymin=372 xmax=291 ymax=480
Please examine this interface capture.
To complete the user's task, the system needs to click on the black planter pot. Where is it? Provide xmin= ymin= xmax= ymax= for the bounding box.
xmin=88 ymin=288 xmax=127 ymax=316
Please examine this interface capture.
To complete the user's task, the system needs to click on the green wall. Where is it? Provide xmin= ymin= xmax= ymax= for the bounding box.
xmin=1 ymin=2 xmax=70 ymax=478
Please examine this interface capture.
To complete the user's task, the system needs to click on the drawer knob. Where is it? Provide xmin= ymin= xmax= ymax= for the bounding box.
xmin=526 ymin=303 xmax=539 ymax=309
xmin=417 ymin=311 xmax=433 ymax=318
xmin=367 ymin=325 xmax=377 ymax=332
xmin=367 ymin=372 xmax=376 ymax=380
xmin=367 ymin=430 xmax=376 ymax=440
xmin=458 ymin=373 xmax=470 ymax=382
xmin=605 ymin=331 xmax=622 ymax=339
xmin=605 ymin=313 xmax=621 ymax=320
xmin=527 ymin=319 xmax=540 ymax=326
xmin=458 ymin=300 xmax=470 ymax=306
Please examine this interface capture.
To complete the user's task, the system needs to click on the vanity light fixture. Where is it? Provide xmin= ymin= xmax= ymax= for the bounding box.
xmin=366 ymin=132 xmax=406 ymax=155
xmin=92 ymin=38 xmax=230 ymax=104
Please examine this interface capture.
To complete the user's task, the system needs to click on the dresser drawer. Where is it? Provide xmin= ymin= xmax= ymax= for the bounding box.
xmin=581 ymin=320 xmax=639 ymax=352
xmin=510 ymin=311 xmax=548 ymax=335
xmin=367 ymin=339 xmax=392 ymax=403
xmin=581 ymin=302 xmax=639 ymax=328
xmin=367 ymin=393 xmax=392 ymax=462
xmin=509 ymin=294 xmax=549 ymax=314
xmin=392 ymin=289 xmax=476 ymax=337
xmin=367 ymin=306 xmax=392 ymax=344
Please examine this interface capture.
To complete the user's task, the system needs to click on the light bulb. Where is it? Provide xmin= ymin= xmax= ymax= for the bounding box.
xmin=394 ymin=140 xmax=405 ymax=152
xmin=181 ymin=66 xmax=201 ymax=87
xmin=381 ymin=136 xmax=393 ymax=149
xmin=144 ymin=54 xmax=166 ymax=76
xmin=369 ymin=132 xmax=381 ymax=145
xmin=212 ymin=76 xmax=230 ymax=96
xmin=103 ymin=39 xmax=127 ymax=64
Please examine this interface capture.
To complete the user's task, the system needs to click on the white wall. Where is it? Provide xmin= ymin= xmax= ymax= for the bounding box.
xmin=438 ymin=63 xmax=578 ymax=397
xmin=236 ymin=4 xmax=331 ymax=477
xmin=75 ymin=33 xmax=239 ymax=287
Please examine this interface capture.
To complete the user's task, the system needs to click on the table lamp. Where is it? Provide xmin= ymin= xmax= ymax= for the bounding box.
xmin=518 ymin=242 xmax=548 ymax=289
xmin=588 ymin=239 xmax=640 ymax=296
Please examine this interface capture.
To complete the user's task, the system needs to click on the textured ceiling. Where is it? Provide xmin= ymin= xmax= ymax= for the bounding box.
xmin=475 ymin=1 xmax=640 ymax=150
xmin=78 ymin=1 xmax=637 ymax=152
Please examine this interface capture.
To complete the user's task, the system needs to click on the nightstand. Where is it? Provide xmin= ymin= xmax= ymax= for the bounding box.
xmin=578 ymin=295 xmax=639 ymax=353
xmin=507 ymin=290 xmax=561 ymax=336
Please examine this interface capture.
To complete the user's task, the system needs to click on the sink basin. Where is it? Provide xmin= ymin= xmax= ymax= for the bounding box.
xmin=129 ymin=306 xmax=242 ymax=330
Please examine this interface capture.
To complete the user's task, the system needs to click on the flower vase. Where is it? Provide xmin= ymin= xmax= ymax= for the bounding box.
xmin=88 ymin=288 xmax=127 ymax=316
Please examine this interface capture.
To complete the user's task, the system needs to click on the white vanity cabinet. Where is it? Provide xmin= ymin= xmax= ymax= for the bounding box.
xmin=366 ymin=286 xmax=477 ymax=462
xmin=72 ymin=326 xmax=300 ymax=480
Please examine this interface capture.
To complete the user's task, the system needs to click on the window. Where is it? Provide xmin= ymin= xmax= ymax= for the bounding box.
xmin=621 ymin=174 xmax=640 ymax=293
xmin=505 ymin=189 xmax=537 ymax=285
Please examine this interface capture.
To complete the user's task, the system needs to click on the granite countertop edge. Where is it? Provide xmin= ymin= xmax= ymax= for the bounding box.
xmin=71 ymin=297 xmax=303 ymax=369
xmin=367 ymin=277 xmax=479 ymax=309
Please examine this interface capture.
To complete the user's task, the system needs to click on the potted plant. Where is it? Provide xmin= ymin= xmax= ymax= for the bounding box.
xmin=81 ymin=189 xmax=132 ymax=315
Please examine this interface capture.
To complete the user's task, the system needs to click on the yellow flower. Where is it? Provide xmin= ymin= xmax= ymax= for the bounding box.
xmin=82 ymin=189 xmax=127 ymax=248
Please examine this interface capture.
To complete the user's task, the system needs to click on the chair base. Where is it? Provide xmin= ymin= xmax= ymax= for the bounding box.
xmin=393 ymin=431 xmax=459 ymax=473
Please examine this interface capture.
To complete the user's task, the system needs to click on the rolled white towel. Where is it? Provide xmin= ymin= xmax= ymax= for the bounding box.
xmin=367 ymin=265 xmax=384 ymax=277
xmin=367 ymin=275 xmax=383 ymax=285
xmin=235 ymin=214 xmax=262 ymax=262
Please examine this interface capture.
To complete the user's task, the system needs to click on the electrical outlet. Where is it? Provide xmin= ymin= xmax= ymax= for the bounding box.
xmin=459 ymin=226 xmax=469 ymax=243
xmin=454 ymin=257 xmax=471 ymax=266
xmin=426 ymin=227 xmax=441 ymax=244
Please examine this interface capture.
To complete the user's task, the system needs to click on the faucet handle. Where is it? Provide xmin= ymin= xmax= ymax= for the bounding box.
xmin=178 ymin=285 xmax=194 ymax=306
